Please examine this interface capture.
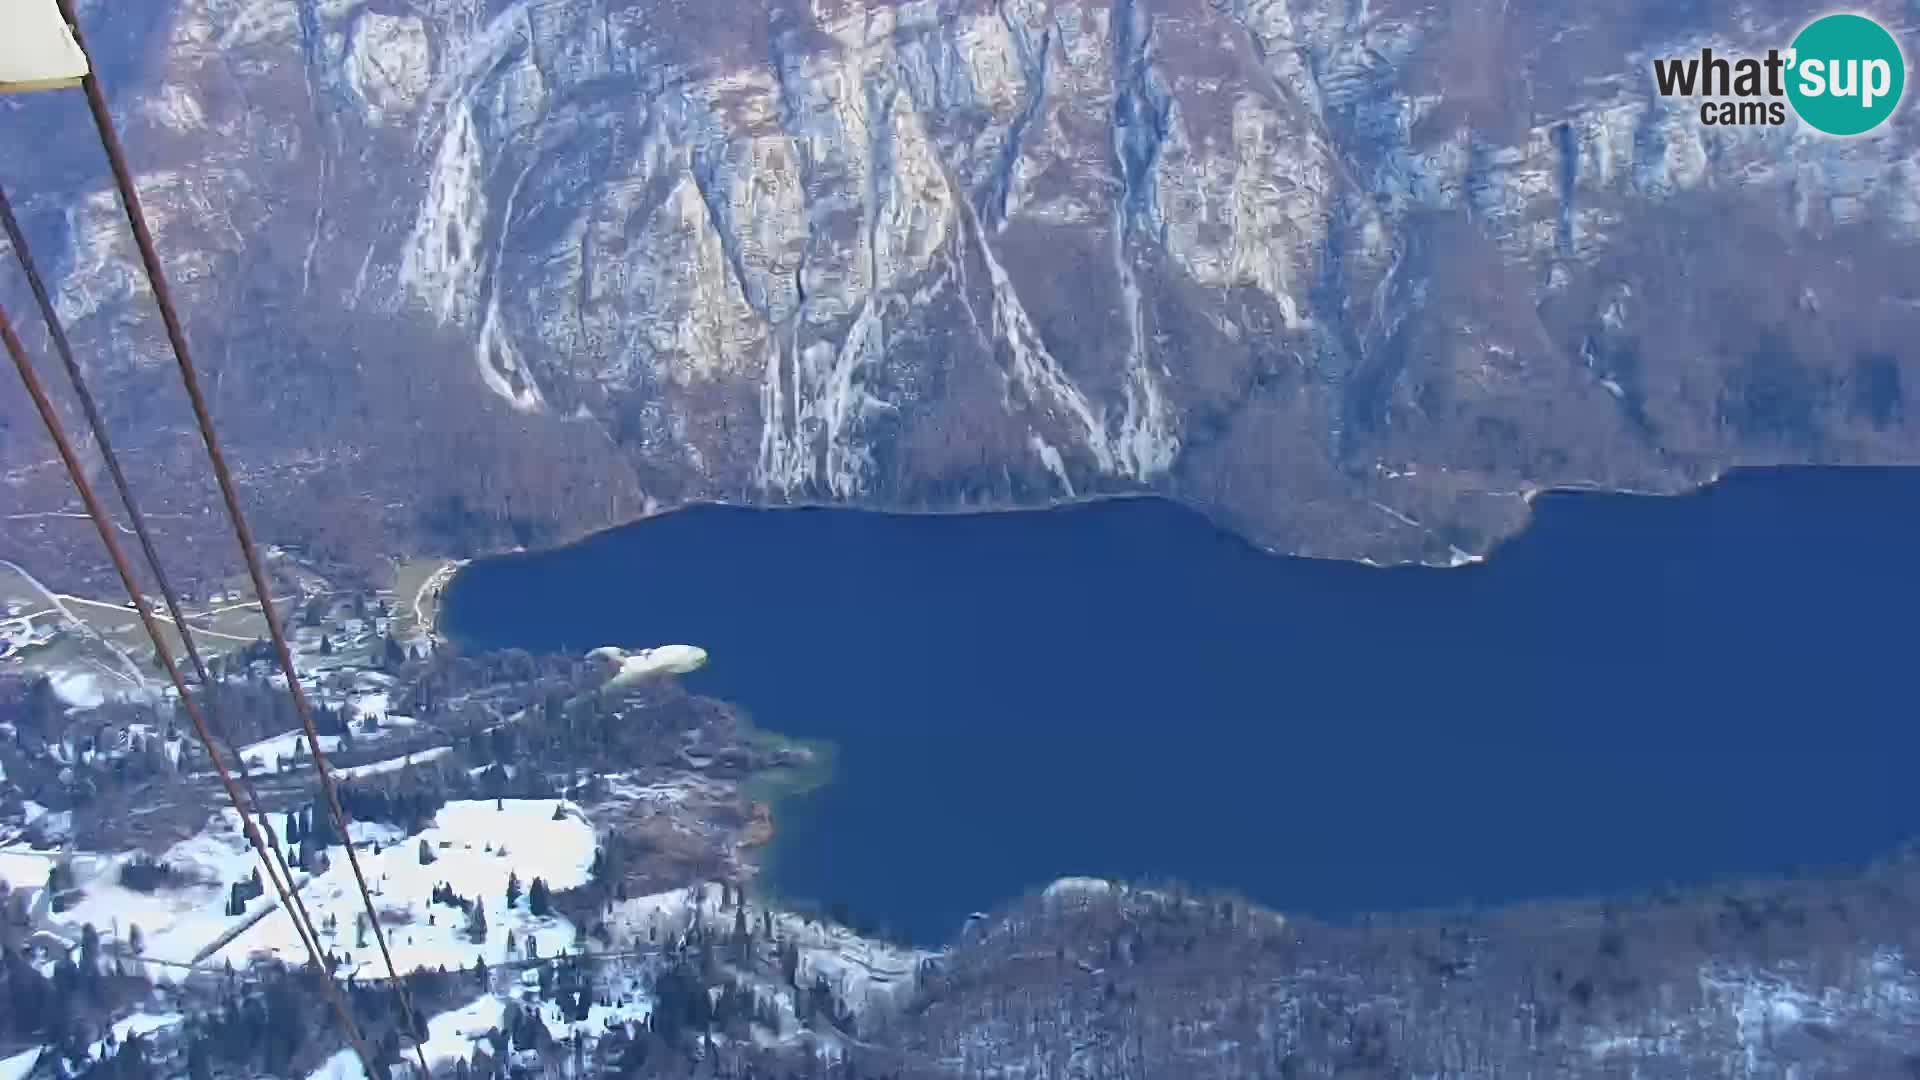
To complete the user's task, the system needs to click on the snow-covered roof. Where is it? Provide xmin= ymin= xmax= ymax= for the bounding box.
xmin=0 ymin=0 xmax=89 ymax=93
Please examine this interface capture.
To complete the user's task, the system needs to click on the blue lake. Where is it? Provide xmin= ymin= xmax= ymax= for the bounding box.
xmin=442 ymin=468 xmax=1920 ymax=942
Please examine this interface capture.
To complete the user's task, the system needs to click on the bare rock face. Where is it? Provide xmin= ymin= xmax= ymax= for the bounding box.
xmin=2 ymin=0 xmax=1917 ymax=579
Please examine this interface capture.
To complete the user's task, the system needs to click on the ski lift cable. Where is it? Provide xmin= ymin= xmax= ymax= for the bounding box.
xmin=0 ymin=179 xmax=334 ymax=989
xmin=53 ymin=3 xmax=435 ymax=1072
xmin=0 ymin=299 xmax=381 ymax=1079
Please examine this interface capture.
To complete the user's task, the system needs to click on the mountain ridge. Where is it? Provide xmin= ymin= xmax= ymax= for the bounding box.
xmin=1 ymin=0 xmax=1916 ymax=591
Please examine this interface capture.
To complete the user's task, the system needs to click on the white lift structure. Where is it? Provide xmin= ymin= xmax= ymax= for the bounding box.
xmin=1 ymin=0 xmax=89 ymax=94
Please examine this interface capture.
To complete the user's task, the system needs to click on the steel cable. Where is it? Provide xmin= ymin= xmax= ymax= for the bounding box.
xmin=0 ymin=179 xmax=332 ymax=991
xmin=50 ymin=3 xmax=438 ymax=1071
xmin=1 ymin=298 xmax=380 ymax=1078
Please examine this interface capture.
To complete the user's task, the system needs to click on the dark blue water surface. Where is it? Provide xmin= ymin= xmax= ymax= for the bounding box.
xmin=443 ymin=468 xmax=1920 ymax=942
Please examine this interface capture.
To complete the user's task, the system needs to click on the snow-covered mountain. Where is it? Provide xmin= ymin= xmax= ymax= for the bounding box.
xmin=2 ymin=0 xmax=1917 ymax=582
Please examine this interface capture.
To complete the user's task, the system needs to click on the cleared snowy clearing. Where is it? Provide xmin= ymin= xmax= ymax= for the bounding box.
xmin=26 ymin=800 xmax=592 ymax=983
xmin=303 ymin=984 xmax=657 ymax=1080
xmin=85 ymin=1013 xmax=183 ymax=1063
xmin=49 ymin=671 xmax=106 ymax=708
xmin=0 ymin=847 xmax=56 ymax=890
xmin=37 ymin=812 xmax=305 ymax=966
xmin=216 ymin=799 xmax=596 ymax=977
xmin=234 ymin=730 xmax=342 ymax=769
xmin=419 ymin=994 xmax=507 ymax=1065
xmin=351 ymin=691 xmax=390 ymax=721
xmin=331 ymin=746 xmax=451 ymax=780
xmin=306 ymin=1048 xmax=363 ymax=1080
xmin=227 ymin=713 xmax=424 ymax=776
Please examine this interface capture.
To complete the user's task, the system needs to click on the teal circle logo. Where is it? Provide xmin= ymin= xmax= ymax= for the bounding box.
xmin=1786 ymin=13 xmax=1905 ymax=135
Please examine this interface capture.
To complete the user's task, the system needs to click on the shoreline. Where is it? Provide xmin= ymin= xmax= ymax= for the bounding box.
xmin=407 ymin=559 xmax=466 ymax=641
xmin=424 ymin=463 xmax=1920 ymax=942
xmin=417 ymin=463 xmax=1914 ymax=587
xmin=735 ymin=723 xmax=839 ymax=903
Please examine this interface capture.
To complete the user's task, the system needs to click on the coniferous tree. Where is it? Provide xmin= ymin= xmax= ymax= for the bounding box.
xmin=79 ymin=923 xmax=101 ymax=981
xmin=51 ymin=955 xmax=78 ymax=1004
xmin=47 ymin=862 xmax=73 ymax=913
xmin=263 ymin=977 xmax=306 ymax=1075
xmin=780 ymin=940 xmax=801 ymax=987
xmin=4 ymin=947 xmax=51 ymax=1036
xmin=506 ymin=872 xmax=522 ymax=909
xmin=528 ymin=877 xmax=551 ymax=918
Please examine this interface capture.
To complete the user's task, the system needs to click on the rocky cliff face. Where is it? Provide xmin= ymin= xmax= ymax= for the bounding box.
xmin=2 ymin=0 xmax=1917 ymax=583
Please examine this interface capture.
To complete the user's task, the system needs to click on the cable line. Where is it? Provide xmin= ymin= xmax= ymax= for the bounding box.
xmin=1 ymin=298 xmax=380 ymax=1079
xmin=52 ymin=3 xmax=436 ymax=1071
xmin=0 ymin=179 xmax=330 ymax=988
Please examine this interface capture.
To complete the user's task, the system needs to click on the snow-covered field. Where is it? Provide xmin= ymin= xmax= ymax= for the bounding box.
xmin=0 ymin=846 xmax=56 ymax=891
xmin=33 ymin=811 xmax=299 ymax=966
xmin=235 ymin=730 xmax=342 ymax=770
xmin=610 ymin=883 xmax=931 ymax=1022
xmin=229 ymin=698 xmax=423 ymax=774
xmin=306 ymin=1048 xmax=363 ymax=1080
xmin=50 ymin=671 xmax=106 ymax=708
xmin=419 ymin=994 xmax=508 ymax=1064
xmin=299 ymin=881 xmax=926 ymax=1080
xmin=331 ymin=746 xmax=451 ymax=780
xmin=305 ymin=994 xmax=516 ymax=1078
xmin=303 ymin=981 xmax=658 ymax=1080
xmin=0 ymin=1013 xmax=185 ymax=1079
xmin=338 ymin=687 xmax=420 ymax=732
xmin=217 ymin=799 xmax=596 ymax=978
xmin=27 ymin=800 xmax=596 ymax=983
xmin=305 ymin=979 xmax=660 ymax=1080
xmin=85 ymin=1013 xmax=182 ymax=1063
